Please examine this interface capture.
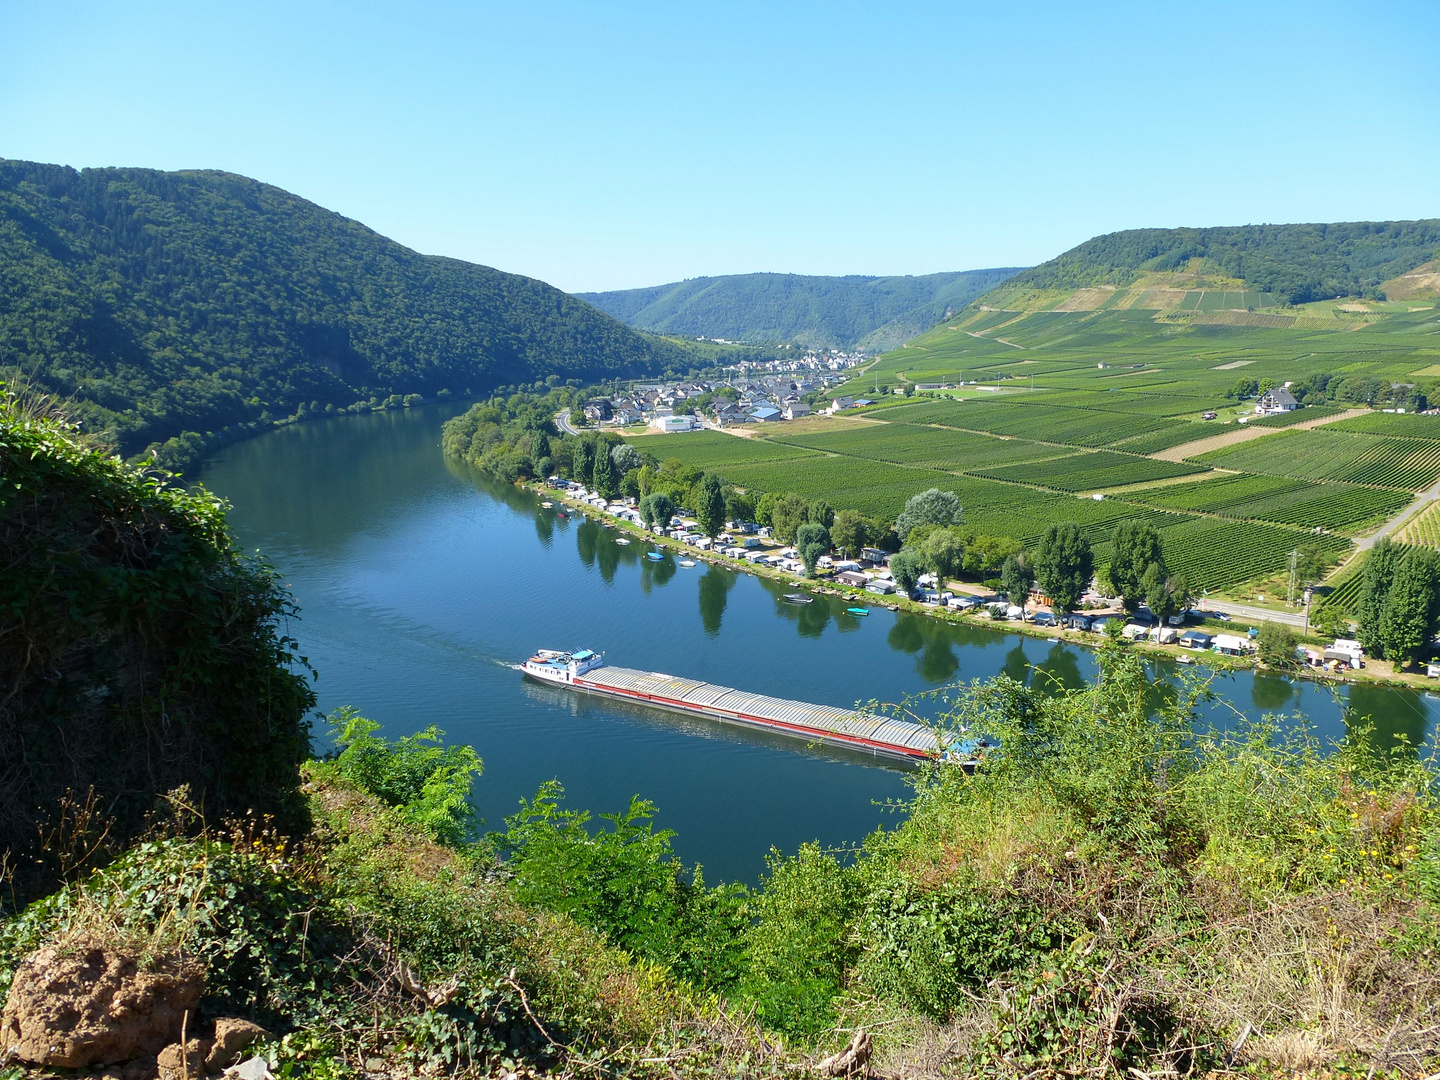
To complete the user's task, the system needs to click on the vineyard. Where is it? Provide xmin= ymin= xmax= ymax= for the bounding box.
xmin=624 ymin=430 xmax=821 ymax=467
xmin=1195 ymin=430 xmax=1440 ymax=490
xmin=1395 ymin=501 xmax=1440 ymax=547
xmin=973 ymin=451 xmax=1204 ymax=492
xmin=1133 ymin=472 xmax=1411 ymax=532
xmin=1245 ymin=405 xmax=1345 ymax=428
xmin=767 ymin=423 xmax=1064 ymax=471
xmin=1327 ymin=412 xmax=1440 ymax=439
xmin=868 ymin=398 xmax=1172 ymax=448
xmin=1158 ymin=518 xmax=1352 ymax=593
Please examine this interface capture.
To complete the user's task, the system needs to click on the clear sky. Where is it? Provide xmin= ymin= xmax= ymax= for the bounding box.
xmin=3 ymin=1 xmax=1437 ymax=293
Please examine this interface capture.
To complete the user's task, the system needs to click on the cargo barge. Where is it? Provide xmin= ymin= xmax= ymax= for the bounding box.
xmin=521 ymin=649 xmax=941 ymax=764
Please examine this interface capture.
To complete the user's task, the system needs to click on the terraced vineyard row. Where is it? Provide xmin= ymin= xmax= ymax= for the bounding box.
xmin=1160 ymin=519 xmax=1352 ymax=593
xmin=1196 ymin=430 xmax=1440 ymax=490
xmin=1133 ymin=472 xmax=1411 ymax=532
xmin=1395 ymin=501 xmax=1440 ymax=547
xmin=973 ymin=451 xmax=1204 ymax=492
xmin=869 ymin=398 xmax=1170 ymax=448
xmin=626 ymin=430 xmax=821 ymax=467
xmin=767 ymin=423 xmax=1063 ymax=471
xmin=1245 ymin=405 xmax=1344 ymax=428
xmin=1327 ymin=412 xmax=1440 ymax=439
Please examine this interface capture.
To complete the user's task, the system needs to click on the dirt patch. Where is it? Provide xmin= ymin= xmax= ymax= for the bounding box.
xmin=1381 ymin=260 xmax=1440 ymax=300
xmin=1151 ymin=408 xmax=1369 ymax=462
xmin=1134 ymin=288 xmax=1189 ymax=309
xmin=1213 ymin=359 xmax=1256 ymax=370
xmin=0 ymin=944 xmax=203 ymax=1068
xmin=1052 ymin=286 xmax=1115 ymax=312
xmin=1088 ymin=469 xmax=1229 ymax=496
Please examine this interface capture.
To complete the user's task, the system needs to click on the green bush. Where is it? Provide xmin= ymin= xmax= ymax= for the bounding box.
xmin=499 ymin=781 xmax=748 ymax=991
xmin=736 ymin=844 xmax=857 ymax=1035
xmin=324 ymin=708 xmax=482 ymax=845
xmin=0 ymin=391 xmax=315 ymax=905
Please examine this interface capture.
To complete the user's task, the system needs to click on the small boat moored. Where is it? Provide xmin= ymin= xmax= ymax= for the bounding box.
xmin=782 ymin=593 xmax=813 ymax=604
xmin=645 ymin=551 xmax=665 ymax=562
xmin=614 ymin=537 xmax=630 ymax=545
xmin=679 ymin=559 xmax=696 ymax=567
xmin=541 ymin=501 xmax=553 ymax=508
xmin=845 ymin=607 xmax=870 ymax=617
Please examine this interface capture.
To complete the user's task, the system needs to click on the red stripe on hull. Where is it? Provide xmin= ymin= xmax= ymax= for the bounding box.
xmin=572 ymin=677 xmax=932 ymax=761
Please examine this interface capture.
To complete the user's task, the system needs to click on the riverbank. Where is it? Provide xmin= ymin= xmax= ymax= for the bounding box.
xmin=528 ymin=478 xmax=1435 ymax=693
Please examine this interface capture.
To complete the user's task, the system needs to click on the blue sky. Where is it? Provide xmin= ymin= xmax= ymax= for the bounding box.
xmin=3 ymin=1 xmax=1437 ymax=292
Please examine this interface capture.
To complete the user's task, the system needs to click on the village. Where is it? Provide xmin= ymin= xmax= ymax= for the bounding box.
xmin=540 ymin=474 xmax=1382 ymax=680
xmin=579 ymin=350 xmax=867 ymax=432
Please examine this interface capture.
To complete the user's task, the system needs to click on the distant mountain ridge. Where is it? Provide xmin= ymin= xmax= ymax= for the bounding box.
xmin=977 ymin=220 xmax=1440 ymax=309
xmin=0 ymin=160 xmax=684 ymax=461
xmin=578 ymin=268 xmax=1025 ymax=351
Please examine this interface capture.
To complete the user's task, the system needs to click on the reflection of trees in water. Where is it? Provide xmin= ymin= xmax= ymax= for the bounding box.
xmin=759 ymin=578 xmax=832 ymax=639
xmin=1000 ymin=642 xmax=1030 ymax=685
xmin=1031 ymin=641 xmax=1086 ymax=695
xmin=1346 ymin=683 xmax=1430 ymax=759
xmin=1250 ymin=673 xmax=1296 ymax=712
xmin=887 ymin=616 xmax=924 ymax=654
xmin=639 ymin=551 xmax=677 ymax=593
xmin=698 ymin=565 xmax=736 ymax=636
xmin=576 ymin=519 xmax=599 ymax=568
xmin=533 ymin=510 xmax=554 ymax=546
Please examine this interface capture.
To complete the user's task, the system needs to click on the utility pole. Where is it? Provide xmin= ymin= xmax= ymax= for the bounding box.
xmin=1287 ymin=548 xmax=1298 ymax=606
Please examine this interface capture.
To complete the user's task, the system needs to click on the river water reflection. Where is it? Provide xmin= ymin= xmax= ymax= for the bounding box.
xmin=201 ymin=405 xmax=1438 ymax=882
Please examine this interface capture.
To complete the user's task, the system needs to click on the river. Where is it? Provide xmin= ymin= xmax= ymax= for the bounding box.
xmin=200 ymin=404 xmax=1438 ymax=882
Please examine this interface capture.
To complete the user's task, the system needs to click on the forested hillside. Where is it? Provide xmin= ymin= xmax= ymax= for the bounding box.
xmin=578 ymin=267 xmax=1022 ymax=350
xmin=0 ymin=160 xmax=685 ymax=465
xmin=982 ymin=220 xmax=1440 ymax=307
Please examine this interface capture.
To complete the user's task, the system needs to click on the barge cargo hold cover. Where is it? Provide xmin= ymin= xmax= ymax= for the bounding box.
xmin=521 ymin=649 xmax=938 ymax=763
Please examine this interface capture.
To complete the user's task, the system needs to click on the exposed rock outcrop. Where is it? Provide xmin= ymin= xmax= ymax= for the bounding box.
xmin=0 ymin=945 xmax=202 ymax=1068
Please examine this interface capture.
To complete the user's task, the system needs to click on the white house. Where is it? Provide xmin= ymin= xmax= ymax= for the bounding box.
xmin=649 ymin=414 xmax=700 ymax=433
xmin=783 ymin=401 xmax=811 ymax=420
xmin=1256 ymin=387 xmax=1299 ymax=415
xmin=827 ymin=396 xmax=855 ymax=414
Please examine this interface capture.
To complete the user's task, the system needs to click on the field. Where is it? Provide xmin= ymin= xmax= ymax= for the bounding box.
xmin=1132 ymin=472 xmax=1412 ymax=531
xmin=621 ymin=299 xmax=1440 ymax=596
xmin=1196 ymin=430 xmax=1440 ymax=490
xmin=1395 ymin=501 xmax=1440 ymax=547
xmin=971 ymin=451 xmax=1204 ymax=492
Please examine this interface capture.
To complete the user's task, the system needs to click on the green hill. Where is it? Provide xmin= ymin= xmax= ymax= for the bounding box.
xmin=0 ymin=160 xmax=686 ymax=464
xmin=577 ymin=267 xmax=1024 ymax=351
xmin=974 ymin=220 xmax=1440 ymax=311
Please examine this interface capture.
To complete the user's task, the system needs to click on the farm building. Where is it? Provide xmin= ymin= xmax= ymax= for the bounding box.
xmin=1256 ymin=388 xmax=1298 ymax=415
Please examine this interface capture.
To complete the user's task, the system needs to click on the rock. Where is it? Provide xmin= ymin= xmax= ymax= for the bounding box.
xmin=205 ymin=1019 xmax=270 ymax=1071
xmin=122 ymin=1055 xmax=159 ymax=1080
xmin=0 ymin=944 xmax=203 ymax=1068
xmin=157 ymin=1037 xmax=211 ymax=1080
xmin=225 ymin=1056 xmax=275 ymax=1080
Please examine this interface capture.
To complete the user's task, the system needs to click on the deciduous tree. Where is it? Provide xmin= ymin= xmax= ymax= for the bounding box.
xmin=1000 ymin=553 xmax=1034 ymax=614
xmin=895 ymin=488 xmax=963 ymax=541
xmin=796 ymin=523 xmax=832 ymax=577
xmin=696 ymin=473 xmax=727 ymax=539
xmin=1108 ymin=521 xmax=1165 ymax=612
xmin=1032 ymin=522 xmax=1092 ymax=613
xmin=889 ymin=550 xmax=922 ymax=595
xmin=831 ymin=509 xmax=868 ymax=559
